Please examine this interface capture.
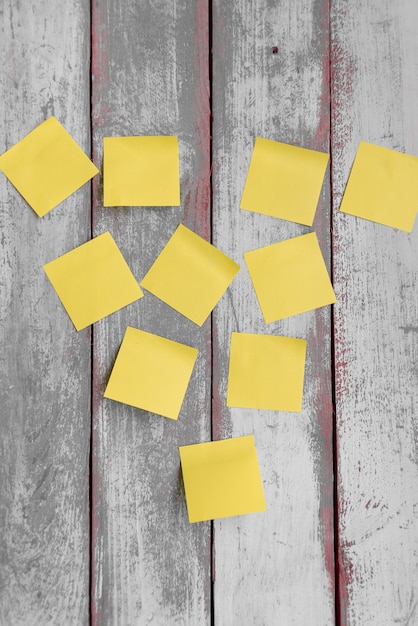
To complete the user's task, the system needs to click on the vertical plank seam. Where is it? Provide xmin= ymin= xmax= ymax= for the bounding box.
xmin=208 ymin=0 xmax=215 ymax=624
xmin=329 ymin=2 xmax=341 ymax=625
xmin=89 ymin=0 xmax=94 ymax=623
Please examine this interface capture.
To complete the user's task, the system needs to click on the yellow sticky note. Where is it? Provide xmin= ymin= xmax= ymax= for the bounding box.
xmin=227 ymin=332 xmax=307 ymax=412
xmin=240 ymin=137 xmax=329 ymax=226
xmin=0 ymin=116 xmax=98 ymax=217
xmin=43 ymin=232 xmax=143 ymax=331
xmin=244 ymin=232 xmax=336 ymax=323
xmin=104 ymin=327 xmax=198 ymax=420
xmin=339 ymin=141 xmax=418 ymax=231
xmin=141 ymin=224 xmax=240 ymax=325
xmin=103 ymin=136 xmax=180 ymax=206
xmin=179 ymin=435 xmax=266 ymax=523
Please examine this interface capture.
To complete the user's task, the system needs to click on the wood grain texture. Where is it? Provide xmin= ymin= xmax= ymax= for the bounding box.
xmin=91 ymin=0 xmax=211 ymax=623
xmin=331 ymin=1 xmax=418 ymax=624
xmin=211 ymin=1 xmax=335 ymax=623
xmin=3 ymin=2 xmax=418 ymax=622
xmin=0 ymin=1 xmax=91 ymax=624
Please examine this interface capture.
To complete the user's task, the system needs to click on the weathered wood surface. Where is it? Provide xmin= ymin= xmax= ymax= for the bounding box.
xmin=211 ymin=1 xmax=335 ymax=623
xmin=2 ymin=0 xmax=418 ymax=624
xmin=331 ymin=1 xmax=418 ymax=624
xmin=90 ymin=0 xmax=211 ymax=623
xmin=0 ymin=1 xmax=91 ymax=624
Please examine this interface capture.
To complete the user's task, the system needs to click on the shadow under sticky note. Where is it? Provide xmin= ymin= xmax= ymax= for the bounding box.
xmin=179 ymin=435 xmax=266 ymax=523
xmin=240 ymin=137 xmax=329 ymax=226
xmin=244 ymin=232 xmax=336 ymax=323
xmin=0 ymin=116 xmax=99 ymax=217
xmin=104 ymin=327 xmax=198 ymax=420
xmin=339 ymin=141 xmax=418 ymax=231
xmin=141 ymin=224 xmax=240 ymax=325
xmin=103 ymin=135 xmax=180 ymax=207
xmin=227 ymin=332 xmax=307 ymax=412
xmin=43 ymin=232 xmax=143 ymax=331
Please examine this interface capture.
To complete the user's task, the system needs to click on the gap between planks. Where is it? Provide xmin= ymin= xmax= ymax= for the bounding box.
xmin=86 ymin=1 xmax=341 ymax=623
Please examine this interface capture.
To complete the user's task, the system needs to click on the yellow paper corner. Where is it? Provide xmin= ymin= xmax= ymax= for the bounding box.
xmin=227 ymin=332 xmax=307 ymax=412
xmin=43 ymin=232 xmax=142 ymax=330
xmin=103 ymin=135 xmax=180 ymax=207
xmin=339 ymin=141 xmax=418 ymax=231
xmin=179 ymin=434 xmax=266 ymax=523
xmin=0 ymin=116 xmax=98 ymax=217
xmin=141 ymin=224 xmax=240 ymax=325
xmin=244 ymin=232 xmax=336 ymax=323
xmin=240 ymin=137 xmax=329 ymax=226
xmin=104 ymin=327 xmax=198 ymax=419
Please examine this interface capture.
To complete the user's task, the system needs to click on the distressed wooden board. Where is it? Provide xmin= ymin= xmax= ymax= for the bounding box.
xmin=0 ymin=1 xmax=91 ymax=624
xmin=90 ymin=0 xmax=212 ymax=623
xmin=3 ymin=2 xmax=418 ymax=622
xmin=211 ymin=1 xmax=335 ymax=623
xmin=331 ymin=1 xmax=418 ymax=624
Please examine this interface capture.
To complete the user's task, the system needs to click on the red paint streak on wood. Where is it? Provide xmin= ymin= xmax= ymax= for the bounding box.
xmin=309 ymin=0 xmax=335 ymax=605
xmin=207 ymin=54 xmax=226 ymax=442
xmin=337 ymin=520 xmax=354 ymax=626
xmin=90 ymin=350 xmax=105 ymax=626
xmin=330 ymin=60 xmax=357 ymax=156
xmin=331 ymin=12 xmax=357 ymax=620
xmin=309 ymin=307 xmax=335 ymax=604
xmin=211 ymin=382 xmax=224 ymax=441
xmin=91 ymin=0 xmax=105 ymax=235
xmin=183 ymin=0 xmax=211 ymax=239
xmin=313 ymin=0 xmax=331 ymax=153
xmin=315 ymin=338 xmax=335 ymax=596
xmin=330 ymin=40 xmax=356 ymax=156
xmin=90 ymin=0 xmax=122 ymax=240
xmin=91 ymin=0 xmax=110 ymax=129
xmin=332 ymin=237 xmax=353 ymax=626
xmin=321 ymin=500 xmax=336 ymax=597
xmin=211 ymin=322 xmax=230 ymax=442
xmin=90 ymin=2 xmax=109 ymax=624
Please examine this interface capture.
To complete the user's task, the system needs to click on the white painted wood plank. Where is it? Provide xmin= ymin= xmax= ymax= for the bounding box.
xmin=331 ymin=1 xmax=418 ymax=624
xmin=91 ymin=0 xmax=212 ymax=623
xmin=211 ymin=1 xmax=335 ymax=623
xmin=0 ymin=1 xmax=91 ymax=624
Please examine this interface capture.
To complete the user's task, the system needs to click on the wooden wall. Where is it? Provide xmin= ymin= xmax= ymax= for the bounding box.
xmin=0 ymin=1 xmax=417 ymax=624
xmin=332 ymin=2 xmax=418 ymax=624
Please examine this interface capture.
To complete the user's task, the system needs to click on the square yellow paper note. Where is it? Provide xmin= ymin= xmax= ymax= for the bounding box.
xmin=240 ymin=137 xmax=329 ymax=226
xmin=0 ymin=116 xmax=98 ymax=217
xmin=103 ymin=136 xmax=180 ymax=206
xmin=244 ymin=232 xmax=336 ymax=323
xmin=339 ymin=141 xmax=418 ymax=231
xmin=179 ymin=435 xmax=266 ymax=523
xmin=43 ymin=232 xmax=143 ymax=331
xmin=104 ymin=327 xmax=198 ymax=420
xmin=141 ymin=224 xmax=240 ymax=325
xmin=227 ymin=332 xmax=307 ymax=412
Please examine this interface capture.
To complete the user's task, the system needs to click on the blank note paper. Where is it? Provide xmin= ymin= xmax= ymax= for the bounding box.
xmin=43 ymin=232 xmax=143 ymax=330
xmin=103 ymin=136 xmax=180 ymax=206
xmin=227 ymin=332 xmax=307 ymax=412
xmin=0 ymin=116 xmax=99 ymax=217
xmin=240 ymin=137 xmax=329 ymax=226
xmin=141 ymin=224 xmax=240 ymax=326
xmin=179 ymin=435 xmax=266 ymax=523
xmin=244 ymin=232 xmax=336 ymax=323
xmin=339 ymin=141 xmax=418 ymax=231
xmin=104 ymin=327 xmax=198 ymax=420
